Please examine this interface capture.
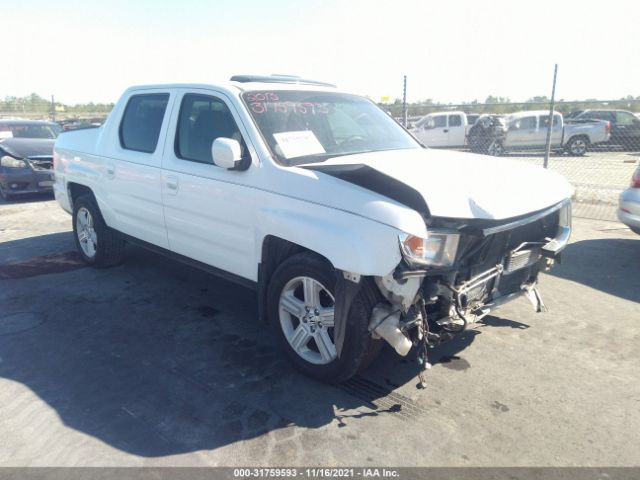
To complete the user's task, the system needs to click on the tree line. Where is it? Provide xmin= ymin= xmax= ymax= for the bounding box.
xmin=381 ymin=95 xmax=640 ymax=117
xmin=0 ymin=93 xmax=114 ymax=115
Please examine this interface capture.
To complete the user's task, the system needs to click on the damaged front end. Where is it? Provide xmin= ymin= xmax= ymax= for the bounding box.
xmin=370 ymin=199 xmax=572 ymax=387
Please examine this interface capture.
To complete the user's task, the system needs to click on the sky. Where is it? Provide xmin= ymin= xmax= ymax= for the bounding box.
xmin=4 ymin=0 xmax=639 ymax=105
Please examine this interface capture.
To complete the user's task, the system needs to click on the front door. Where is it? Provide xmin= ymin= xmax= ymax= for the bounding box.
xmin=418 ymin=114 xmax=448 ymax=147
xmin=160 ymin=90 xmax=258 ymax=281
xmin=505 ymin=115 xmax=538 ymax=148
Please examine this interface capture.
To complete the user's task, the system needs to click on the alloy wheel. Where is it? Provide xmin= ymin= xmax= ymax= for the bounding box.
xmin=76 ymin=206 xmax=97 ymax=258
xmin=278 ymin=276 xmax=337 ymax=365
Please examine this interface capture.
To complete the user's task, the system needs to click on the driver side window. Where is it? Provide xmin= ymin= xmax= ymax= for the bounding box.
xmin=432 ymin=115 xmax=447 ymax=128
xmin=175 ymin=94 xmax=246 ymax=165
xmin=512 ymin=116 xmax=536 ymax=130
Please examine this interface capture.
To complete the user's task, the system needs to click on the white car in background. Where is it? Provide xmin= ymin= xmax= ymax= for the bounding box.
xmin=53 ymin=75 xmax=573 ymax=385
xmin=410 ymin=111 xmax=475 ymax=148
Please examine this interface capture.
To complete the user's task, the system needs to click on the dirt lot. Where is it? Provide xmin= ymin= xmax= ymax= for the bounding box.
xmin=0 ymin=195 xmax=639 ymax=467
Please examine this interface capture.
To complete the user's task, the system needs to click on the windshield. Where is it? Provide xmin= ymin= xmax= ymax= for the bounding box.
xmin=242 ymin=91 xmax=421 ymax=165
xmin=0 ymin=123 xmax=61 ymax=139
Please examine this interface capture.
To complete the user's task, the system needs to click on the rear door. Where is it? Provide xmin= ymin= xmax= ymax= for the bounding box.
xmin=160 ymin=89 xmax=258 ymax=280
xmin=447 ymin=114 xmax=466 ymax=147
xmin=99 ymin=90 xmax=173 ymax=248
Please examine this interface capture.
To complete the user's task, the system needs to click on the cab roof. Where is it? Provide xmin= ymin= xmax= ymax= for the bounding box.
xmin=125 ymin=75 xmax=340 ymax=97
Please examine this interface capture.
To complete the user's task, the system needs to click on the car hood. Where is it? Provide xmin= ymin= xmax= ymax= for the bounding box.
xmin=303 ymin=148 xmax=574 ymax=220
xmin=0 ymin=138 xmax=55 ymax=159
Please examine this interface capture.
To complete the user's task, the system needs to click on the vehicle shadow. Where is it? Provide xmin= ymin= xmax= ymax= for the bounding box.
xmin=0 ymin=231 xmax=75 ymax=264
xmin=0 ymin=238 xmax=520 ymax=458
xmin=547 ymin=237 xmax=640 ymax=303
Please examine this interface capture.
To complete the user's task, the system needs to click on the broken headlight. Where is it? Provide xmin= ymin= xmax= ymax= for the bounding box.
xmin=399 ymin=231 xmax=460 ymax=268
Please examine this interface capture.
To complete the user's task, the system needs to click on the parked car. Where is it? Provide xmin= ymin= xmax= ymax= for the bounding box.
xmin=469 ymin=110 xmax=611 ymax=156
xmin=58 ymin=118 xmax=102 ymax=131
xmin=409 ymin=111 xmax=475 ymax=148
xmin=467 ymin=114 xmax=507 ymax=154
xmin=53 ymin=76 xmax=573 ymax=383
xmin=569 ymin=109 xmax=640 ymax=150
xmin=0 ymin=119 xmax=60 ymax=200
xmin=617 ymin=166 xmax=640 ymax=234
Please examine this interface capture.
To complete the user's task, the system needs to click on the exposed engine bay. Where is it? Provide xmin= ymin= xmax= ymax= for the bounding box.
xmin=368 ymin=199 xmax=571 ymax=388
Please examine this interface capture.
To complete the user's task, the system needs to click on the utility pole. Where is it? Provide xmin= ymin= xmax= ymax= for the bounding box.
xmin=402 ymin=75 xmax=408 ymax=127
xmin=51 ymin=95 xmax=56 ymax=123
xmin=543 ymin=64 xmax=558 ymax=169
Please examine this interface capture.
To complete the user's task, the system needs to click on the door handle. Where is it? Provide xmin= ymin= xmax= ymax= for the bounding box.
xmin=106 ymin=165 xmax=115 ymax=178
xmin=443 ymin=129 xmax=449 ymax=133
xmin=166 ymin=176 xmax=179 ymax=193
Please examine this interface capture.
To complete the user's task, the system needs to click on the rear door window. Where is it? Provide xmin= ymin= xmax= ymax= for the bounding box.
xmin=119 ymin=94 xmax=169 ymax=153
xmin=448 ymin=115 xmax=462 ymax=127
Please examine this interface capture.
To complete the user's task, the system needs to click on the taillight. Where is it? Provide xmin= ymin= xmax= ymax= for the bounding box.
xmin=605 ymin=121 xmax=612 ymax=135
xmin=632 ymin=168 xmax=640 ymax=188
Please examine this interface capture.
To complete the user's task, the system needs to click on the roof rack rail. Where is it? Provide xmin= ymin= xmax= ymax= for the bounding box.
xmin=230 ymin=74 xmax=336 ymax=88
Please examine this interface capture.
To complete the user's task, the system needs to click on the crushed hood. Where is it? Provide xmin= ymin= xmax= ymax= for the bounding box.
xmin=0 ymin=138 xmax=55 ymax=159
xmin=303 ymin=148 xmax=574 ymax=220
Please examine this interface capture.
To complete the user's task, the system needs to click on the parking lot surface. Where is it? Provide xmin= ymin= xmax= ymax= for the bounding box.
xmin=0 ymin=195 xmax=639 ymax=467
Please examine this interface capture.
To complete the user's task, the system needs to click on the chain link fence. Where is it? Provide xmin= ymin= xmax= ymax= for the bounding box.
xmin=394 ymin=99 xmax=640 ymax=222
xmin=3 ymin=99 xmax=638 ymax=222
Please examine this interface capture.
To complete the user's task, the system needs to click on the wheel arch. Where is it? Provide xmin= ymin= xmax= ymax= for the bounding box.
xmin=67 ymin=182 xmax=94 ymax=209
xmin=567 ymin=134 xmax=590 ymax=144
xmin=257 ymin=235 xmax=333 ymax=323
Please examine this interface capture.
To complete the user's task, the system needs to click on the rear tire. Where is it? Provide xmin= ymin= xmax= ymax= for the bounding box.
xmin=565 ymin=136 xmax=589 ymax=156
xmin=267 ymin=252 xmax=382 ymax=382
xmin=73 ymin=194 xmax=125 ymax=268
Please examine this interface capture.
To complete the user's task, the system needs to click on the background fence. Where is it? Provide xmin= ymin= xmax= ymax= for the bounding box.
xmin=393 ymin=99 xmax=639 ymax=222
xmin=2 ymin=98 xmax=638 ymax=223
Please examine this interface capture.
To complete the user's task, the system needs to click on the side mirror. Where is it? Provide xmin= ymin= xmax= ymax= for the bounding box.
xmin=212 ymin=137 xmax=242 ymax=169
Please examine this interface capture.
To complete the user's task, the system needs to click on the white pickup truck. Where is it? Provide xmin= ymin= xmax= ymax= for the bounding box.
xmin=54 ymin=75 xmax=573 ymax=384
xmin=409 ymin=111 xmax=474 ymax=148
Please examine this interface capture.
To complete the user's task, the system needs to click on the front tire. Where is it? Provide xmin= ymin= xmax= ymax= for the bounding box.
xmin=0 ymin=184 xmax=14 ymax=201
xmin=267 ymin=252 xmax=382 ymax=382
xmin=487 ymin=140 xmax=504 ymax=156
xmin=72 ymin=194 xmax=125 ymax=267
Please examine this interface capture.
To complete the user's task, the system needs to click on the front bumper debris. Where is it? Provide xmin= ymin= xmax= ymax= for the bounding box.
xmin=372 ymin=200 xmax=572 ymax=388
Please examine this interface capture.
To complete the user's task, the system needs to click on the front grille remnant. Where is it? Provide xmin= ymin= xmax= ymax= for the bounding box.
xmin=28 ymin=157 xmax=53 ymax=170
